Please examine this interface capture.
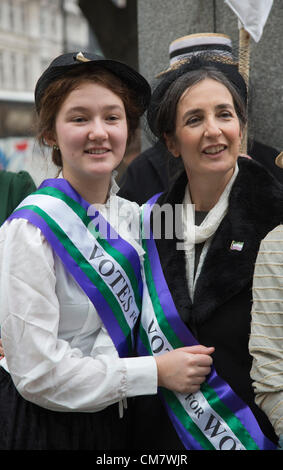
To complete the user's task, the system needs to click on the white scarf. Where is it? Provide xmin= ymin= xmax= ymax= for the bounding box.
xmin=181 ymin=163 xmax=239 ymax=298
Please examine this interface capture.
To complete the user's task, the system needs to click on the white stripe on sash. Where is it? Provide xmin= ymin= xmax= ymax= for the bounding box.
xmin=17 ymin=194 xmax=139 ymax=330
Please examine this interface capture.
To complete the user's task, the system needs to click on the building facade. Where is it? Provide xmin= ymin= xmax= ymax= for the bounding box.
xmin=0 ymin=0 xmax=90 ymax=182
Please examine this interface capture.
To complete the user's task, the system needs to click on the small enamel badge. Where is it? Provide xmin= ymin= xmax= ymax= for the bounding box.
xmin=230 ymin=240 xmax=244 ymax=251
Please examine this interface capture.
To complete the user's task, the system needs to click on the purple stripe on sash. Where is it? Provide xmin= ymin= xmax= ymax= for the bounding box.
xmin=9 ymin=208 xmax=129 ymax=358
xmin=39 ymin=179 xmax=142 ymax=294
xmin=143 ymin=194 xmax=197 ymax=346
xmin=143 ymin=194 xmax=276 ymax=450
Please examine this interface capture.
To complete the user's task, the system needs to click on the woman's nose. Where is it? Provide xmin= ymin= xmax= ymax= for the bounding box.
xmin=88 ymin=120 xmax=108 ymax=141
xmin=203 ymin=119 xmax=222 ymax=138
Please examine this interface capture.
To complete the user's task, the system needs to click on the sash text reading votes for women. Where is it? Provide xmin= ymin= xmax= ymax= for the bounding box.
xmin=138 ymin=193 xmax=276 ymax=450
xmin=9 ymin=179 xmax=143 ymax=358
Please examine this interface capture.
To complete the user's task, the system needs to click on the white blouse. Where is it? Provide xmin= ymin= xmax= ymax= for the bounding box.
xmin=0 ymin=180 xmax=157 ymax=413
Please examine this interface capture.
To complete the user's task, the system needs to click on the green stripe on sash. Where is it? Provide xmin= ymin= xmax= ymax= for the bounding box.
xmin=16 ymin=204 xmax=133 ymax=352
xmin=35 ymin=187 xmax=141 ymax=311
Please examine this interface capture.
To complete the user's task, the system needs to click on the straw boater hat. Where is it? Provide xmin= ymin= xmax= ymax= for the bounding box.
xmin=157 ymin=32 xmax=236 ymax=77
xmin=148 ymin=33 xmax=248 ymax=140
xmin=154 ymin=32 xmax=247 ymax=102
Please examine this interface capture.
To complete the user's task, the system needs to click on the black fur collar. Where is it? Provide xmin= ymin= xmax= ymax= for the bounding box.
xmin=153 ymin=158 xmax=283 ymax=326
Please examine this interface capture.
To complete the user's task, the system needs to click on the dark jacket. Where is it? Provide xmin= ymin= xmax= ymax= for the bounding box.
xmin=118 ymin=142 xmax=170 ymax=204
xmin=132 ymin=158 xmax=283 ymax=450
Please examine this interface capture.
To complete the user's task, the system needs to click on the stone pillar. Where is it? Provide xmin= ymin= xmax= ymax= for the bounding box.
xmin=137 ymin=0 xmax=283 ymax=151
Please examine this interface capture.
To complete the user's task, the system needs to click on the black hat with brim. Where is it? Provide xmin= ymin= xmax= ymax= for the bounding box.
xmin=34 ymin=51 xmax=151 ymax=114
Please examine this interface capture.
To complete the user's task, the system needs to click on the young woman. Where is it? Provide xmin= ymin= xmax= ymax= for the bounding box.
xmin=0 ymin=52 xmax=213 ymax=450
xmin=133 ymin=55 xmax=283 ymax=451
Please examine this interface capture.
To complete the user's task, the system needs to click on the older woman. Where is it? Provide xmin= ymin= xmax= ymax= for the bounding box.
xmin=133 ymin=55 xmax=283 ymax=451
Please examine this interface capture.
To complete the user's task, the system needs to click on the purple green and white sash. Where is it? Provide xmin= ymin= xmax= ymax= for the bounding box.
xmin=8 ymin=178 xmax=142 ymax=358
xmin=138 ymin=193 xmax=276 ymax=450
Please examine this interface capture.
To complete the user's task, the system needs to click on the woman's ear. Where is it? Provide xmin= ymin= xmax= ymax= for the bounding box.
xmin=44 ymin=132 xmax=57 ymax=148
xmin=164 ymin=132 xmax=180 ymax=158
